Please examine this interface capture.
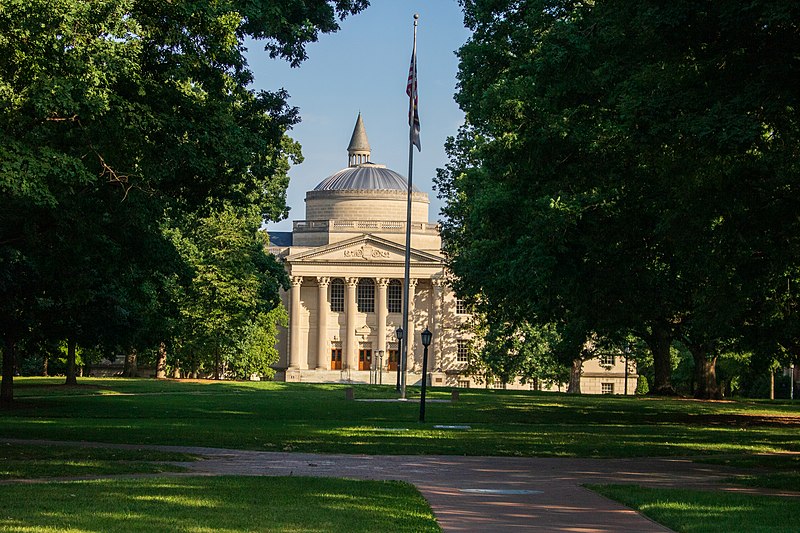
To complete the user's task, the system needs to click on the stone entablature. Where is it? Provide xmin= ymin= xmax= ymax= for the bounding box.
xmin=294 ymin=219 xmax=439 ymax=234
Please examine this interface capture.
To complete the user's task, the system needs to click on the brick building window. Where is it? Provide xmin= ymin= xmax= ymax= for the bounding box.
xmin=601 ymin=383 xmax=614 ymax=395
xmin=457 ymin=380 xmax=470 ymax=388
xmin=456 ymin=298 xmax=470 ymax=315
xmin=330 ymin=279 xmax=344 ymax=312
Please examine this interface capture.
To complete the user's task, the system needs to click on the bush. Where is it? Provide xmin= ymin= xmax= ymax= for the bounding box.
xmin=635 ymin=375 xmax=649 ymax=395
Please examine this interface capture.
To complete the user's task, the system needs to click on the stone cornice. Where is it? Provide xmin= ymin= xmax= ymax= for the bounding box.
xmin=305 ymin=189 xmax=429 ymax=203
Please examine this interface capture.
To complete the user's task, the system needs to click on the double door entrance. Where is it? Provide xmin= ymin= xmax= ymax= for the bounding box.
xmin=331 ymin=347 xmax=373 ymax=370
xmin=330 ymin=348 xmax=343 ymax=370
xmin=358 ymin=349 xmax=372 ymax=371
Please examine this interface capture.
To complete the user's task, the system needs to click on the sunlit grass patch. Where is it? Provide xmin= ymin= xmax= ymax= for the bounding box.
xmin=2 ymin=377 xmax=799 ymax=458
xmin=0 ymin=476 xmax=440 ymax=532
xmin=590 ymin=484 xmax=799 ymax=533
xmin=0 ymin=444 xmax=196 ymax=479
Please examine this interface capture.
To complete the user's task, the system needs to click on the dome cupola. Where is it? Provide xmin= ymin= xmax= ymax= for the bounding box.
xmin=347 ymin=113 xmax=371 ymax=167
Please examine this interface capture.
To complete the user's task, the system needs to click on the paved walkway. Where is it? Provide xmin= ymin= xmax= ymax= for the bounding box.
xmin=0 ymin=438 xmax=778 ymax=532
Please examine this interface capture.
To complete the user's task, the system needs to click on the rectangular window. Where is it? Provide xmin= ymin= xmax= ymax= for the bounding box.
xmin=357 ymin=279 xmax=375 ymax=313
xmin=330 ymin=281 xmax=344 ymax=312
xmin=601 ymin=383 xmax=614 ymax=395
xmin=457 ymin=380 xmax=470 ymax=389
xmin=599 ymin=354 xmax=615 ymax=366
xmin=456 ymin=340 xmax=469 ymax=363
xmin=388 ymin=281 xmax=402 ymax=313
xmin=456 ymin=298 xmax=469 ymax=315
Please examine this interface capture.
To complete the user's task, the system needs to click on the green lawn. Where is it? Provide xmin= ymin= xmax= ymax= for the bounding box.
xmin=0 ymin=443 xmax=195 ymax=479
xmin=591 ymin=484 xmax=800 ymax=533
xmin=2 ymin=377 xmax=798 ymax=458
xmin=1 ymin=377 xmax=798 ymax=533
xmin=0 ymin=476 xmax=440 ymax=532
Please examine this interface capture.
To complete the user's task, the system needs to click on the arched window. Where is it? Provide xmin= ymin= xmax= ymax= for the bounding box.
xmin=330 ymin=279 xmax=345 ymax=312
xmin=387 ymin=280 xmax=402 ymax=313
xmin=357 ymin=278 xmax=375 ymax=312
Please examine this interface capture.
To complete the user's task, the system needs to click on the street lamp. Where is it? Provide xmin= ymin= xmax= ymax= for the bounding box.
xmin=395 ymin=327 xmax=403 ymax=392
xmin=624 ymin=343 xmax=631 ymax=396
xmin=419 ymin=327 xmax=432 ymax=422
xmin=377 ymin=350 xmax=384 ymax=385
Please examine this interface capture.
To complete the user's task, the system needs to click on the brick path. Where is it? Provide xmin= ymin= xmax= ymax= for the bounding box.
xmin=0 ymin=438 xmax=783 ymax=532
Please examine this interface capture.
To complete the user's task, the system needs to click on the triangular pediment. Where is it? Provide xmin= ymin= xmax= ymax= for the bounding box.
xmin=287 ymin=234 xmax=442 ymax=264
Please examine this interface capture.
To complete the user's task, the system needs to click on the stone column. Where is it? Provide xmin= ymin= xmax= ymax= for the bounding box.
xmin=345 ymin=277 xmax=358 ymax=371
xmin=377 ymin=278 xmax=389 ymax=370
xmin=430 ymin=279 xmax=444 ymax=370
xmin=289 ymin=276 xmax=303 ymax=369
xmin=316 ymin=277 xmax=330 ymax=370
xmin=406 ymin=279 xmax=418 ymax=370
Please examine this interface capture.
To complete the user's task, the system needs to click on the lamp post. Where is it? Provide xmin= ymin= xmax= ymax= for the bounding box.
xmin=377 ymin=350 xmax=384 ymax=385
xmin=419 ymin=327 xmax=432 ymax=422
xmin=395 ymin=327 xmax=403 ymax=392
xmin=624 ymin=343 xmax=631 ymax=396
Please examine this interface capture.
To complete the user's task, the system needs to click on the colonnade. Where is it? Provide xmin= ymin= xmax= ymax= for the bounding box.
xmin=288 ymin=276 xmax=434 ymax=372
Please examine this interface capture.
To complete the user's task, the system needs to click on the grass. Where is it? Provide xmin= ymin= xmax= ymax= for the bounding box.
xmin=1 ymin=377 xmax=798 ymax=458
xmin=0 ymin=476 xmax=440 ymax=532
xmin=1 ymin=378 xmax=797 ymax=533
xmin=590 ymin=484 xmax=800 ymax=533
xmin=0 ymin=443 xmax=195 ymax=479
xmin=697 ymin=454 xmax=800 ymax=490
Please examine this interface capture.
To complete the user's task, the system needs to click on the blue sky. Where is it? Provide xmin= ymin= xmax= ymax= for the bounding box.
xmin=247 ymin=0 xmax=472 ymax=232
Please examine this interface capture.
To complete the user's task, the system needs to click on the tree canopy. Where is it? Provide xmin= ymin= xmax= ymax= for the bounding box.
xmin=0 ymin=0 xmax=368 ymax=401
xmin=437 ymin=0 xmax=800 ymax=398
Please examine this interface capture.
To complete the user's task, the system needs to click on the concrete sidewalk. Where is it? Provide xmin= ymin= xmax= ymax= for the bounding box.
xmin=0 ymin=439 xmax=766 ymax=532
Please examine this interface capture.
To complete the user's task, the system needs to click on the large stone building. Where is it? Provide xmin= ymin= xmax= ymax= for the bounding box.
xmin=269 ymin=115 xmax=637 ymax=393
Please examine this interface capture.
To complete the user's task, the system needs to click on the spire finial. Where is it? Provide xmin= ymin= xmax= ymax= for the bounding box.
xmin=347 ymin=113 xmax=371 ymax=167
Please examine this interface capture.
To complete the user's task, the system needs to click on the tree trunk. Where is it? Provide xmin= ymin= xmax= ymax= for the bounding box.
xmin=644 ymin=323 xmax=677 ymax=395
xmin=123 ymin=349 xmax=138 ymax=378
xmin=770 ymin=370 xmax=775 ymax=400
xmin=155 ymin=342 xmax=167 ymax=379
xmin=689 ymin=344 xmax=720 ymax=399
xmin=172 ymin=360 xmax=181 ymax=379
xmin=567 ymin=358 xmax=582 ymax=394
xmin=214 ymin=350 xmax=220 ymax=380
xmin=65 ymin=338 xmax=78 ymax=385
xmin=43 ymin=353 xmax=49 ymax=377
xmin=1 ymin=337 xmax=15 ymax=406
xmin=191 ymin=354 xmax=198 ymax=379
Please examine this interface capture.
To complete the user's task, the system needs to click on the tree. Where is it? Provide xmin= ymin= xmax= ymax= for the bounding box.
xmin=467 ymin=316 xmax=569 ymax=389
xmin=438 ymin=0 xmax=800 ymax=399
xmin=169 ymin=206 xmax=289 ymax=379
xmin=1 ymin=0 xmax=368 ymax=402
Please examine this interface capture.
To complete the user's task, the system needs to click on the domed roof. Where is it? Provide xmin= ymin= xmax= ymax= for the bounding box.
xmin=314 ymin=163 xmax=420 ymax=192
xmin=348 ymin=113 xmax=371 ymax=152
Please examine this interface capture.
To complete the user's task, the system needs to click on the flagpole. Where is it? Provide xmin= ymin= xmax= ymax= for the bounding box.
xmin=400 ymin=13 xmax=419 ymax=400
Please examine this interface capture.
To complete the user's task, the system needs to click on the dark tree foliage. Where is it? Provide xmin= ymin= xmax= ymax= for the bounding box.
xmin=0 ymin=0 xmax=368 ymax=402
xmin=437 ymin=0 xmax=800 ymax=398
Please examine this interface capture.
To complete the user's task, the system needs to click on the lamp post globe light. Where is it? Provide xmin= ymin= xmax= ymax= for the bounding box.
xmin=377 ymin=350 xmax=384 ymax=385
xmin=419 ymin=327 xmax=432 ymax=422
xmin=395 ymin=327 xmax=404 ymax=392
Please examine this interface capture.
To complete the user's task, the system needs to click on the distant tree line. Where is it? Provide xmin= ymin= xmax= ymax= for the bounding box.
xmin=0 ymin=0 xmax=368 ymax=403
xmin=438 ymin=0 xmax=800 ymax=398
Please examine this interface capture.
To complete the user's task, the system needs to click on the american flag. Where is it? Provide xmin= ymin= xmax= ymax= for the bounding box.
xmin=407 ymin=45 xmax=421 ymax=151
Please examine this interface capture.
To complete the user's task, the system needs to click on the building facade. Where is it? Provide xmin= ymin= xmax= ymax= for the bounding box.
xmin=269 ymin=115 xmax=637 ymax=393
